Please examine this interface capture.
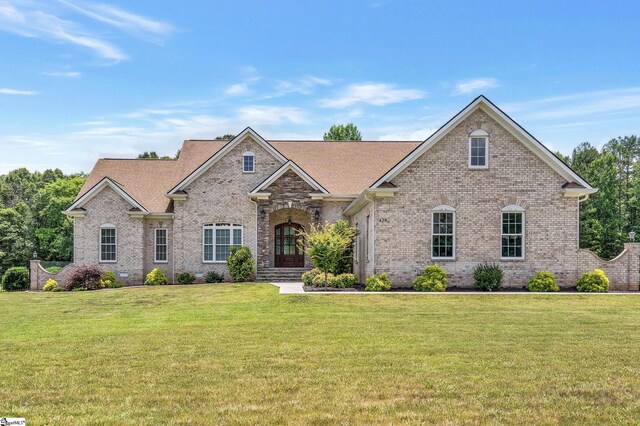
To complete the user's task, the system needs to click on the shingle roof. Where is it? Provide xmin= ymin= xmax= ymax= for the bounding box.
xmin=76 ymin=139 xmax=421 ymax=212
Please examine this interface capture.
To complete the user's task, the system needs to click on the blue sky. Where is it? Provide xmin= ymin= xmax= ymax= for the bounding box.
xmin=0 ymin=0 xmax=639 ymax=174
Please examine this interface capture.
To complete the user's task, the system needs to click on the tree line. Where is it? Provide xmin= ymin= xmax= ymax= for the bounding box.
xmin=0 ymin=132 xmax=636 ymax=272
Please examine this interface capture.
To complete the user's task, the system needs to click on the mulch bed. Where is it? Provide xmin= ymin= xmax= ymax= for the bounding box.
xmin=304 ymin=285 xmax=582 ymax=293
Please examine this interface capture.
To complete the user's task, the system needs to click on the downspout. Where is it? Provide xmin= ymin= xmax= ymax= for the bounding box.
xmin=364 ymin=192 xmax=376 ymax=274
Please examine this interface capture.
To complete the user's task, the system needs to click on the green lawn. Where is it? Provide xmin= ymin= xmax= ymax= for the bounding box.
xmin=2 ymin=285 xmax=640 ymax=425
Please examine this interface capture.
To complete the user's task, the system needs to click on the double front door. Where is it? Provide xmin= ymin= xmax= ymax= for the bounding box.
xmin=275 ymin=223 xmax=304 ymax=267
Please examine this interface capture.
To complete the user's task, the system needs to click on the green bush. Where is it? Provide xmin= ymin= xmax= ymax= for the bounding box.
xmin=52 ymin=286 xmax=64 ymax=292
xmin=98 ymin=270 xmax=118 ymax=288
xmin=473 ymin=263 xmax=503 ymax=291
xmin=205 ymin=271 xmax=224 ymax=283
xmin=65 ymin=265 xmax=104 ymax=291
xmin=46 ymin=266 xmax=62 ymax=274
xmin=413 ymin=264 xmax=448 ymax=292
xmin=145 ymin=268 xmax=168 ymax=286
xmin=103 ymin=280 xmax=123 ymax=288
xmin=43 ymin=279 xmax=59 ymax=291
xmin=365 ymin=273 xmax=392 ymax=292
xmin=177 ymin=272 xmax=196 ymax=285
xmin=227 ymin=246 xmax=255 ymax=282
xmin=311 ymin=272 xmax=336 ymax=287
xmin=301 ymin=268 xmax=322 ymax=285
xmin=1 ymin=266 xmax=29 ymax=291
xmin=577 ymin=269 xmax=609 ymax=293
xmin=334 ymin=273 xmax=357 ymax=288
xmin=528 ymin=271 xmax=559 ymax=292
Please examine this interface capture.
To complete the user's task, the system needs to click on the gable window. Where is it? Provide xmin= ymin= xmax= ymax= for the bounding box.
xmin=204 ymin=223 xmax=243 ymax=262
xmin=154 ymin=229 xmax=168 ymax=263
xmin=243 ymin=152 xmax=255 ymax=173
xmin=100 ymin=225 xmax=117 ymax=262
xmin=432 ymin=206 xmax=455 ymax=259
xmin=501 ymin=206 xmax=524 ymax=259
xmin=469 ymin=130 xmax=489 ymax=168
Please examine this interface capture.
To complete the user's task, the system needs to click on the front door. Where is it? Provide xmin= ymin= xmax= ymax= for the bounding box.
xmin=275 ymin=223 xmax=304 ymax=267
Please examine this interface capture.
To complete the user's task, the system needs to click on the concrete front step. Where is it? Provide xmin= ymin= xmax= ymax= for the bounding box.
xmin=256 ymin=268 xmax=308 ymax=282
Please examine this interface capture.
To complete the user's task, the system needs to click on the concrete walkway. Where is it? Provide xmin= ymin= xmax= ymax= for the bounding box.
xmin=270 ymin=282 xmax=306 ymax=294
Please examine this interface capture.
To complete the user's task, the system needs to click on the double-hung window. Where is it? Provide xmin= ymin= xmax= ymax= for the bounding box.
xmin=431 ymin=206 xmax=455 ymax=259
xmin=242 ymin=152 xmax=254 ymax=173
xmin=469 ymin=130 xmax=489 ymax=168
xmin=501 ymin=206 xmax=524 ymax=259
xmin=204 ymin=223 xmax=243 ymax=262
xmin=100 ymin=226 xmax=117 ymax=262
xmin=154 ymin=229 xmax=168 ymax=263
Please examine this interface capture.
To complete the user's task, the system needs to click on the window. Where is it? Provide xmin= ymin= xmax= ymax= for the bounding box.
xmin=204 ymin=223 xmax=243 ymax=262
xmin=469 ymin=130 xmax=489 ymax=168
xmin=432 ymin=206 xmax=455 ymax=259
xmin=501 ymin=207 xmax=524 ymax=259
xmin=100 ymin=226 xmax=116 ymax=262
xmin=154 ymin=229 xmax=168 ymax=263
xmin=242 ymin=152 xmax=254 ymax=173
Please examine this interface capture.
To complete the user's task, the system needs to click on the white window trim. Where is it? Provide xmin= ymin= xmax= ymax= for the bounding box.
xmin=468 ymin=132 xmax=489 ymax=169
xmin=203 ymin=223 xmax=244 ymax=263
xmin=500 ymin=206 xmax=525 ymax=260
xmin=154 ymin=228 xmax=168 ymax=264
xmin=431 ymin=206 xmax=456 ymax=260
xmin=242 ymin=152 xmax=255 ymax=174
xmin=99 ymin=224 xmax=117 ymax=263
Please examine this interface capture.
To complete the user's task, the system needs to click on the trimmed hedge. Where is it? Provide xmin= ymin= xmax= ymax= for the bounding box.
xmin=1 ymin=266 xmax=29 ymax=291
xmin=301 ymin=268 xmax=322 ymax=286
xmin=577 ymin=269 xmax=609 ymax=293
xmin=311 ymin=273 xmax=336 ymax=287
xmin=413 ymin=264 xmax=447 ymax=292
xmin=334 ymin=273 xmax=357 ymax=288
xmin=528 ymin=271 xmax=559 ymax=292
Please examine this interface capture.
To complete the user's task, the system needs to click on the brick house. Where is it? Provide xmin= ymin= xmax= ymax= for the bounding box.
xmin=62 ymin=96 xmax=601 ymax=288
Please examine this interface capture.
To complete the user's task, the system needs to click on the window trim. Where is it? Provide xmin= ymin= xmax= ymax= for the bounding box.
xmin=99 ymin=225 xmax=117 ymax=263
xmin=154 ymin=228 xmax=168 ymax=264
xmin=242 ymin=151 xmax=255 ymax=173
xmin=431 ymin=205 xmax=456 ymax=260
xmin=203 ymin=223 xmax=244 ymax=263
xmin=500 ymin=206 xmax=525 ymax=260
xmin=468 ymin=130 xmax=489 ymax=169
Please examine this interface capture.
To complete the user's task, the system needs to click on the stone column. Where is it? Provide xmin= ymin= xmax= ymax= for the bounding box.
xmin=624 ymin=243 xmax=640 ymax=291
xmin=30 ymin=259 xmax=41 ymax=291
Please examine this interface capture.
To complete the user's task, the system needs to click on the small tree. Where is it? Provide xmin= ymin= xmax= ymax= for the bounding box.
xmin=298 ymin=221 xmax=356 ymax=286
xmin=323 ymin=123 xmax=362 ymax=141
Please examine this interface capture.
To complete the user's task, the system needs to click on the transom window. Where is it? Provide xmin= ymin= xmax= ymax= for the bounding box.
xmin=154 ymin=229 xmax=168 ymax=263
xmin=242 ymin=152 xmax=254 ymax=173
xmin=204 ymin=223 xmax=243 ymax=262
xmin=501 ymin=207 xmax=524 ymax=259
xmin=100 ymin=226 xmax=117 ymax=262
xmin=469 ymin=130 xmax=489 ymax=168
xmin=432 ymin=206 xmax=455 ymax=259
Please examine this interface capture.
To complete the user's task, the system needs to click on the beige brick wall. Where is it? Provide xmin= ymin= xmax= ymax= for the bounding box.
xmin=578 ymin=244 xmax=640 ymax=291
xmin=373 ymin=109 xmax=580 ymax=288
xmin=73 ymin=186 xmax=145 ymax=285
xmin=173 ymin=136 xmax=284 ymax=282
xmin=143 ymin=219 xmax=174 ymax=282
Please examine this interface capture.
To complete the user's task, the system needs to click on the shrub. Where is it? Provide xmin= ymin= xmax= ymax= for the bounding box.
xmin=334 ymin=273 xmax=357 ymax=288
xmin=298 ymin=221 xmax=357 ymax=280
xmin=528 ymin=271 xmax=559 ymax=292
xmin=1 ymin=266 xmax=30 ymax=291
xmin=46 ymin=266 xmax=62 ymax=274
xmin=413 ymin=264 xmax=448 ymax=292
xmin=227 ymin=246 xmax=255 ymax=282
xmin=312 ymin=272 xmax=336 ymax=287
xmin=301 ymin=268 xmax=322 ymax=286
xmin=365 ymin=273 xmax=392 ymax=292
xmin=43 ymin=279 xmax=59 ymax=291
xmin=473 ymin=263 xmax=503 ymax=291
xmin=52 ymin=286 xmax=64 ymax=292
xmin=65 ymin=265 xmax=104 ymax=291
xmin=103 ymin=280 xmax=123 ymax=288
xmin=205 ymin=271 xmax=224 ymax=283
xmin=577 ymin=269 xmax=609 ymax=293
xmin=145 ymin=268 xmax=168 ymax=286
xmin=98 ymin=270 xmax=117 ymax=288
xmin=177 ymin=272 xmax=196 ymax=285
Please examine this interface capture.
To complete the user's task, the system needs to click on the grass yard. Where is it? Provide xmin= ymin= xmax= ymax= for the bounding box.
xmin=2 ymin=284 xmax=640 ymax=425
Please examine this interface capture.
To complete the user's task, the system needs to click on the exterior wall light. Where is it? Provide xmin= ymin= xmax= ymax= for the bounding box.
xmin=629 ymin=231 xmax=636 ymax=242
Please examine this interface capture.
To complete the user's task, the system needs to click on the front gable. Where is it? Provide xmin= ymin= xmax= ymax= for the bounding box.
xmin=371 ymin=96 xmax=595 ymax=195
xmin=249 ymin=160 xmax=328 ymax=199
xmin=64 ymin=177 xmax=147 ymax=217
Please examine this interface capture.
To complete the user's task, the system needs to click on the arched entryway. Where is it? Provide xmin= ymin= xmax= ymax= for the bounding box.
xmin=274 ymin=223 xmax=304 ymax=267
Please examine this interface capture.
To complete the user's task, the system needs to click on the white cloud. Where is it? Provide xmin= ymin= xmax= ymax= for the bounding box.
xmin=275 ymin=76 xmax=331 ymax=95
xmin=42 ymin=70 xmax=81 ymax=78
xmin=320 ymin=82 xmax=425 ymax=108
xmin=225 ymin=83 xmax=250 ymax=96
xmin=236 ymin=106 xmax=308 ymax=125
xmin=0 ymin=87 xmax=37 ymax=95
xmin=453 ymin=78 xmax=499 ymax=95
xmin=378 ymin=127 xmax=437 ymax=141
xmin=503 ymin=87 xmax=640 ymax=121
